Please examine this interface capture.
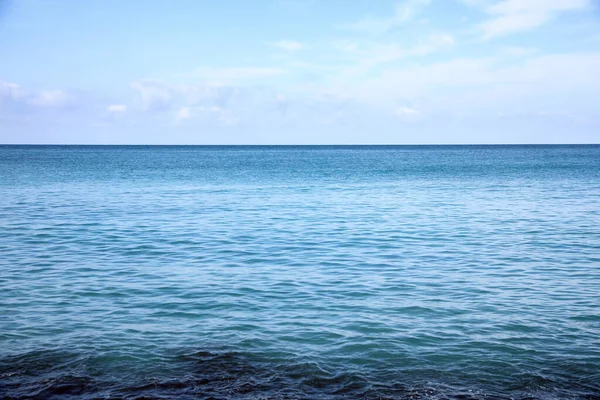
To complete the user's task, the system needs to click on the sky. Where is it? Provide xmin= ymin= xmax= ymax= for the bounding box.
xmin=0 ymin=0 xmax=599 ymax=144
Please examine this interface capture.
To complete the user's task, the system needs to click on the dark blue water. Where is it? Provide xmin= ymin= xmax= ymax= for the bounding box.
xmin=1 ymin=145 xmax=599 ymax=399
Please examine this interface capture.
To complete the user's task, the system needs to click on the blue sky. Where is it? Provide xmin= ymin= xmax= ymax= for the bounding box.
xmin=0 ymin=0 xmax=599 ymax=144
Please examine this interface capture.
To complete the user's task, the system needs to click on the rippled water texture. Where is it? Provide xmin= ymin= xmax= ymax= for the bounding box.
xmin=1 ymin=145 xmax=600 ymax=399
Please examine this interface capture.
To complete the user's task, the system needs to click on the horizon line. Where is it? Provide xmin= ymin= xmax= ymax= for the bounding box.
xmin=1 ymin=143 xmax=599 ymax=146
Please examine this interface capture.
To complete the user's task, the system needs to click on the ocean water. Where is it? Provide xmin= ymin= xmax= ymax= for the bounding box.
xmin=1 ymin=145 xmax=599 ymax=400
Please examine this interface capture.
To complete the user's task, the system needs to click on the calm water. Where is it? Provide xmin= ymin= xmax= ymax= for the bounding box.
xmin=1 ymin=145 xmax=600 ymax=399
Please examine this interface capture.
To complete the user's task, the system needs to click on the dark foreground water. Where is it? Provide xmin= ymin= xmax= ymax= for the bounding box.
xmin=1 ymin=145 xmax=600 ymax=399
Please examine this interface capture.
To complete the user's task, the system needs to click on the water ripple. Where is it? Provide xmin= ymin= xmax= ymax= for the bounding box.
xmin=1 ymin=145 xmax=600 ymax=398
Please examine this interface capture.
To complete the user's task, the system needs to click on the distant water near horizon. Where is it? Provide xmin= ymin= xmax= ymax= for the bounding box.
xmin=1 ymin=145 xmax=599 ymax=399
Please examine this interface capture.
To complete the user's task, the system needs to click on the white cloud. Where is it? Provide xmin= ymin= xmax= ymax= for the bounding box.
xmin=130 ymin=80 xmax=175 ymax=112
xmin=410 ymin=33 xmax=455 ymax=55
xmin=502 ymin=46 xmax=538 ymax=57
xmin=324 ymin=32 xmax=455 ymax=83
xmin=186 ymin=67 xmax=288 ymax=83
xmin=107 ymin=104 xmax=127 ymax=113
xmin=342 ymin=51 xmax=600 ymax=121
xmin=270 ymin=40 xmax=306 ymax=51
xmin=1 ymin=81 xmax=75 ymax=112
xmin=0 ymin=81 xmax=26 ymax=101
xmin=395 ymin=0 xmax=432 ymax=22
xmin=478 ymin=0 xmax=591 ymax=39
xmin=174 ymin=105 xmax=229 ymax=123
xmin=343 ymin=15 xmax=396 ymax=35
xmin=341 ymin=0 xmax=431 ymax=35
xmin=396 ymin=106 xmax=420 ymax=116
xmin=29 ymin=90 xmax=73 ymax=108
xmin=129 ymin=79 xmax=287 ymax=127
xmin=480 ymin=11 xmax=548 ymax=39
xmin=175 ymin=106 xmax=191 ymax=121
xmin=131 ymin=80 xmax=248 ymax=114
xmin=488 ymin=0 xmax=588 ymax=15
xmin=395 ymin=106 xmax=422 ymax=121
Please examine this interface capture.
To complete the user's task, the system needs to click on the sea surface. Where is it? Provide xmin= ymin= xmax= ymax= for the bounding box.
xmin=1 ymin=145 xmax=600 ymax=399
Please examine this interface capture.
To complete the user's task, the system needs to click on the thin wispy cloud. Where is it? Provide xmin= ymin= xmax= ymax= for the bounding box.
xmin=477 ymin=0 xmax=592 ymax=39
xmin=325 ymin=33 xmax=455 ymax=82
xmin=270 ymin=40 xmax=306 ymax=51
xmin=107 ymin=104 xmax=127 ymax=113
xmin=184 ymin=67 xmax=288 ymax=83
xmin=340 ymin=0 xmax=431 ymax=35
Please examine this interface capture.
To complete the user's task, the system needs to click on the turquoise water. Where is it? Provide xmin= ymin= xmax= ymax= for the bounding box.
xmin=1 ymin=145 xmax=599 ymax=399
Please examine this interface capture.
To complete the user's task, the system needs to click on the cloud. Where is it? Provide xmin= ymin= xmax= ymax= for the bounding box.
xmin=185 ymin=67 xmax=288 ymax=83
xmin=325 ymin=32 xmax=455 ymax=82
xmin=125 ymin=76 xmax=392 ymax=130
xmin=0 ymin=81 xmax=26 ymax=99
xmin=0 ymin=81 xmax=27 ymax=112
xmin=477 ymin=0 xmax=591 ymax=39
xmin=410 ymin=33 xmax=455 ymax=55
xmin=129 ymin=79 xmax=290 ymax=128
xmin=340 ymin=0 xmax=431 ymax=35
xmin=502 ymin=46 xmax=538 ymax=57
xmin=343 ymin=51 xmax=600 ymax=121
xmin=29 ymin=90 xmax=73 ymax=108
xmin=396 ymin=106 xmax=420 ymax=116
xmin=175 ymin=106 xmax=191 ymax=121
xmin=395 ymin=106 xmax=421 ymax=121
xmin=270 ymin=40 xmax=306 ymax=51
xmin=174 ymin=105 xmax=231 ymax=124
xmin=1 ymin=81 xmax=76 ymax=112
xmin=130 ymin=80 xmax=240 ymax=115
xmin=107 ymin=104 xmax=127 ymax=113
xmin=130 ymin=80 xmax=176 ymax=112
xmin=395 ymin=0 xmax=432 ymax=22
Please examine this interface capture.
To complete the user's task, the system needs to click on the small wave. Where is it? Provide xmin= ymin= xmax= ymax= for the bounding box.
xmin=2 ymin=349 xmax=600 ymax=399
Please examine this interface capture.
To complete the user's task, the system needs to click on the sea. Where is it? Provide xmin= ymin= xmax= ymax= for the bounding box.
xmin=1 ymin=145 xmax=599 ymax=399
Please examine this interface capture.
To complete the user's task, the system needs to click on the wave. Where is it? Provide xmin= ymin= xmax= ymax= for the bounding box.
xmin=2 ymin=349 xmax=599 ymax=399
